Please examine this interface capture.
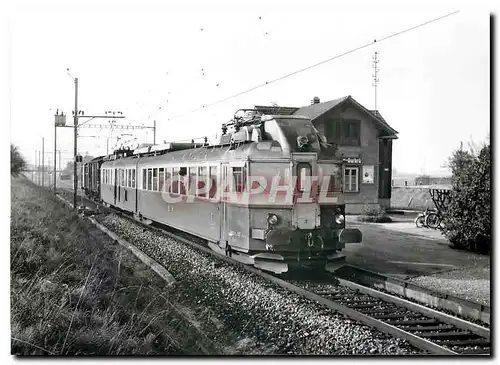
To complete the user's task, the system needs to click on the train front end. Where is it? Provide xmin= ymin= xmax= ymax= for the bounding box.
xmin=243 ymin=115 xmax=362 ymax=273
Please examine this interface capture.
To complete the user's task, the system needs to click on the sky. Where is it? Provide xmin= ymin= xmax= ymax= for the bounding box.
xmin=6 ymin=0 xmax=492 ymax=176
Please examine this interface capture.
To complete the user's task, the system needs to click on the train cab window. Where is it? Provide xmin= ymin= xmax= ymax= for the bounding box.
xmin=320 ymin=164 xmax=342 ymax=192
xmin=147 ymin=168 xmax=153 ymax=190
xmin=159 ymin=168 xmax=164 ymax=192
xmin=232 ymin=167 xmax=245 ymax=193
xmin=153 ymin=168 xmax=158 ymax=191
xmin=197 ymin=166 xmax=208 ymax=197
xmin=209 ymin=166 xmax=218 ymax=198
xmin=132 ymin=169 xmax=136 ymax=188
xmin=297 ymin=163 xmax=311 ymax=192
xmin=121 ymin=169 xmax=125 ymax=187
xmin=142 ymin=169 xmax=146 ymax=190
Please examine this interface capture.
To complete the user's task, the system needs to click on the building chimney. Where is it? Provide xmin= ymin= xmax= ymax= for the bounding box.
xmin=311 ymin=96 xmax=320 ymax=105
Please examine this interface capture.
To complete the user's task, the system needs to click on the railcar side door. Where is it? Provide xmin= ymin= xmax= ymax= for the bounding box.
xmin=220 ymin=163 xmax=229 ymax=246
xmin=114 ymin=168 xmax=117 ymax=205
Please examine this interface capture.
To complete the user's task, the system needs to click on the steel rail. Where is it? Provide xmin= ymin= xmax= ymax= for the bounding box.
xmin=336 ymin=278 xmax=490 ymax=340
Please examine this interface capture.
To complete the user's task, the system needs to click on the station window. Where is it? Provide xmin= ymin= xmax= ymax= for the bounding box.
xmin=232 ymin=167 xmax=245 ymax=193
xmin=159 ymin=168 xmax=165 ymax=192
xmin=153 ymin=168 xmax=158 ymax=191
xmin=209 ymin=166 xmax=218 ymax=198
xmin=344 ymin=167 xmax=359 ymax=192
xmin=147 ymin=168 xmax=153 ymax=190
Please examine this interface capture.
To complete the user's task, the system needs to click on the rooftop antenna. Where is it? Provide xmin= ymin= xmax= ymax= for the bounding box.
xmin=372 ymin=51 xmax=379 ymax=110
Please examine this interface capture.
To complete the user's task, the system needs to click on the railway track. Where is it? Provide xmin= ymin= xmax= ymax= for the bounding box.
xmin=56 ymin=188 xmax=491 ymax=355
xmin=283 ymin=275 xmax=490 ymax=355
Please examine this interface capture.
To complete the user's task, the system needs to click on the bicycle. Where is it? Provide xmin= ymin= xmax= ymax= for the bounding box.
xmin=415 ymin=207 xmax=436 ymax=228
xmin=425 ymin=210 xmax=445 ymax=230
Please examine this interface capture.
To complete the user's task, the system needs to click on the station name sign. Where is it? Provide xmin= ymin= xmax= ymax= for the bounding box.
xmin=342 ymin=157 xmax=362 ymax=164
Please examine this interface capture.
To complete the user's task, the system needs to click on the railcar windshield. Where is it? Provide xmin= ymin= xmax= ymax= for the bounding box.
xmin=274 ymin=118 xmax=321 ymax=153
xmin=318 ymin=163 xmax=342 ymax=192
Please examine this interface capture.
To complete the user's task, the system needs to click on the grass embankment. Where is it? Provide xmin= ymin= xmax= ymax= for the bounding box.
xmin=11 ymin=177 xmax=208 ymax=355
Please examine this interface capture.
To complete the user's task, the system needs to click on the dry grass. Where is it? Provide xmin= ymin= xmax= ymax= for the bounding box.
xmin=390 ymin=187 xmax=436 ymax=211
xmin=11 ymin=177 xmax=210 ymax=355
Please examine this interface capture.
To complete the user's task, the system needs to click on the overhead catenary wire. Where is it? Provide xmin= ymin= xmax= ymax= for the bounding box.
xmin=166 ymin=10 xmax=460 ymax=122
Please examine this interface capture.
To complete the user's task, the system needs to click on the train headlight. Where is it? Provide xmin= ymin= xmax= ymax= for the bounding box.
xmin=334 ymin=213 xmax=345 ymax=225
xmin=267 ymin=214 xmax=279 ymax=226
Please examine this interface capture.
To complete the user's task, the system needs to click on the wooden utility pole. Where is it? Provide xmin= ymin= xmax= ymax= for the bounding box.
xmin=372 ymin=51 xmax=379 ymax=110
xmin=73 ymin=77 xmax=78 ymax=209
xmin=42 ymin=137 xmax=45 ymax=187
xmin=33 ymin=150 xmax=36 ymax=182
xmin=54 ymin=117 xmax=57 ymax=194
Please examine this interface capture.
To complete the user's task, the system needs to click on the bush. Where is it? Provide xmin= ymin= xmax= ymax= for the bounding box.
xmin=357 ymin=207 xmax=392 ymax=223
xmin=441 ymin=143 xmax=491 ymax=253
xmin=11 ymin=144 xmax=27 ymax=177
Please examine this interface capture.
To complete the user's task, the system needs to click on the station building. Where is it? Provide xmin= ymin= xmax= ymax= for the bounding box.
xmin=255 ymin=95 xmax=398 ymax=214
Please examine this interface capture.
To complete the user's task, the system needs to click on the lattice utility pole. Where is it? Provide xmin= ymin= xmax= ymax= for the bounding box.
xmin=372 ymin=51 xmax=380 ymax=110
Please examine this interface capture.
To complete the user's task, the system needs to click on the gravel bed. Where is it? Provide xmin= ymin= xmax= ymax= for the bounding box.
xmin=95 ymin=213 xmax=422 ymax=355
xmin=408 ymin=266 xmax=490 ymax=307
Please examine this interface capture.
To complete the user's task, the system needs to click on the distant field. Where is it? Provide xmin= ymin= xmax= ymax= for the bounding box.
xmin=390 ymin=186 xmax=442 ymax=211
xmin=10 ymin=177 xmax=209 ymax=355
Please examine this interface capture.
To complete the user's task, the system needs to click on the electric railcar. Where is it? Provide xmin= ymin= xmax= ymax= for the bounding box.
xmin=83 ymin=112 xmax=362 ymax=273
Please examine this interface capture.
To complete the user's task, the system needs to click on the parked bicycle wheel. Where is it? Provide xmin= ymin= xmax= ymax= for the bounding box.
xmin=415 ymin=215 xmax=426 ymax=228
xmin=425 ymin=212 xmax=440 ymax=229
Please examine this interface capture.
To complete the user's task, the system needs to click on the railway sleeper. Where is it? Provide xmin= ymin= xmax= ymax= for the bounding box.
xmin=386 ymin=319 xmax=440 ymax=326
xmin=401 ymin=325 xmax=456 ymax=332
xmin=437 ymin=339 xmax=491 ymax=347
xmin=417 ymin=331 xmax=480 ymax=339
xmin=361 ymin=311 xmax=415 ymax=319
xmin=342 ymin=303 xmax=378 ymax=309
xmin=458 ymin=348 xmax=491 ymax=355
